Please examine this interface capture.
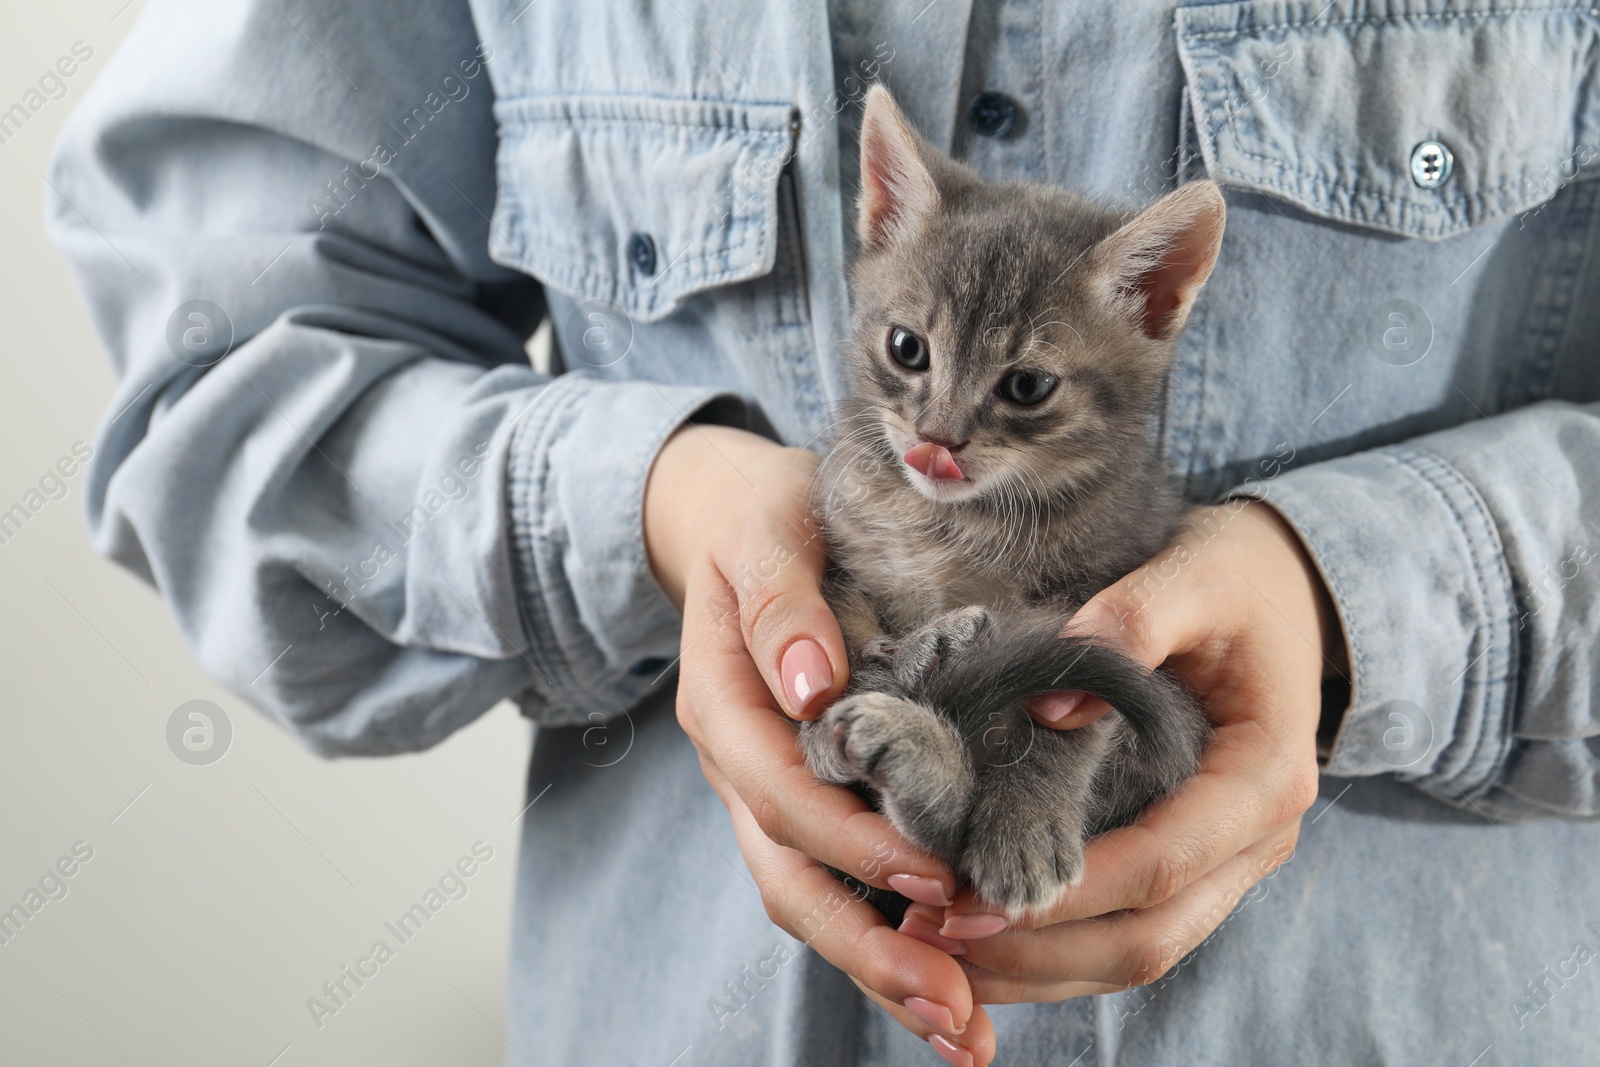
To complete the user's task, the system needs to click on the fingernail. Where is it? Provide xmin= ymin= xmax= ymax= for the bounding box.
xmin=898 ymin=913 xmax=967 ymax=955
xmin=888 ymin=873 xmax=953 ymax=907
xmin=781 ymin=639 xmax=832 ymax=716
xmin=1025 ymin=689 xmax=1086 ymax=724
xmin=904 ymin=997 xmax=964 ymax=1035
xmin=940 ymin=913 xmax=1008 ymax=940
xmin=929 ymin=1034 xmax=975 ymax=1067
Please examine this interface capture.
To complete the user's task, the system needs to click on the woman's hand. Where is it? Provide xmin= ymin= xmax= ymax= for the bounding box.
xmin=916 ymin=501 xmax=1338 ymax=1003
xmin=646 ymin=423 xmax=997 ymax=1066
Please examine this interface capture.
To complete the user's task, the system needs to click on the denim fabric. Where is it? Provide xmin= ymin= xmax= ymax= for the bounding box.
xmin=515 ymin=690 xmax=1600 ymax=1066
xmin=47 ymin=0 xmax=1600 ymax=1062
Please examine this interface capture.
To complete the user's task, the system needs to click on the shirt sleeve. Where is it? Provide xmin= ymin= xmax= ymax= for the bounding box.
xmin=1238 ymin=400 xmax=1600 ymax=820
xmin=46 ymin=0 xmax=734 ymax=754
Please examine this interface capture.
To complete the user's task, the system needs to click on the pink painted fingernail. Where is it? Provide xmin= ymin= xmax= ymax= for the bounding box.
xmin=780 ymin=639 xmax=832 ymax=717
xmin=904 ymin=997 xmax=964 ymax=1035
xmin=898 ymin=913 xmax=967 ymax=955
xmin=940 ymin=913 xmax=1008 ymax=939
xmin=929 ymin=1034 xmax=975 ymax=1067
xmin=888 ymin=873 xmax=953 ymax=907
xmin=1026 ymin=689 xmax=1086 ymax=723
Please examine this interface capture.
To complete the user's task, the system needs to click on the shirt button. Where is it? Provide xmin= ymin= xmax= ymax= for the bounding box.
xmin=968 ymin=91 xmax=1019 ymax=138
xmin=628 ymin=232 xmax=657 ymax=275
xmin=1410 ymin=141 xmax=1453 ymax=188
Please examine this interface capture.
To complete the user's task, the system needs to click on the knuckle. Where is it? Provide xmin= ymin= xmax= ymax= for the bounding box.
xmin=739 ymin=580 xmax=800 ymax=654
xmin=757 ymin=880 xmax=787 ymax=928
xmin=747 ymin=787 xmax=789 ymax=848
xmin=1102 ymin=587 xmax=1158 ymax=659
xmin=851 ymin=926 xmax=902 ymax=993
xmin=1281 ymin=767 xmax=1321 ymax=819
xmin=673 ymin=687 xmax=697 ymax=735
xmin=1137 ymin=851 xmax=1189 ymax=909
xmin=1121 ymin=937 xmax=1182 ymax=988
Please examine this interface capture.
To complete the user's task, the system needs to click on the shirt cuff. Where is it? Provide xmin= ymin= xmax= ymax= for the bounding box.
xmin=1232 ymin=445 xmax=1518 ymax=803
xmin=506 ymin=372 xmax=748 ymax=725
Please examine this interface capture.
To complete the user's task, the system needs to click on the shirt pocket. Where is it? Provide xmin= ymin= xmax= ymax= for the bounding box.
xmin=1175 ymin=0 xmax=1600 ymax=241
xmin=488 ymin=94 xmax=800 ymax=322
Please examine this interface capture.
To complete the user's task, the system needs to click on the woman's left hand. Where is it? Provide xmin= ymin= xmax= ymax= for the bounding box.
xmin=902 ymin=501 xmax=1339 ymax=1001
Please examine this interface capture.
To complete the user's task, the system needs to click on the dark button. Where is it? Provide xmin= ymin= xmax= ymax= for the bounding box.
xmin=628 ymin=233 xmax=657 ymax=276
xmin=630 ymin=657 xmax=672 ymax=678
xmin=968 ymin=91 xmax=1018 ymax=138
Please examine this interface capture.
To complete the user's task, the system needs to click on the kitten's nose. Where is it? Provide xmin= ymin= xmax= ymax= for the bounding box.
xmin=918 ymin=433 xmax=968 ymax=452
xmin=904 ymin=440 xmax=965 ymax=481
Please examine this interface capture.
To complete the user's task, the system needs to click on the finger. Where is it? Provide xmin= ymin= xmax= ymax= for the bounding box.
xmin=716 ymin=775 xmax=977 ymax=1037
xmin=1044 ymin=530 xmax=1239 ymax=731
xmin=944 ymin=718 xmax=1316 ymax=929
xmin=960 ymin=825 xmax=1300 ymax=994
xmin=1064 ymin=527 xmax=1246 ymax=671
xmin=1024 ymin=689 xmax=1112 ymax=730
xmin=851 ymin=978 xmax=997 ymax=1067
xmin=681 ymin=573 xmax=957 ymax=899
xmin=899 ymin=904 xmax=969 ymax=956
xmin=712 ymin=495 xmax=849 ymax=720
xmin=963 ymin=965 xmax=1123 ymax=1005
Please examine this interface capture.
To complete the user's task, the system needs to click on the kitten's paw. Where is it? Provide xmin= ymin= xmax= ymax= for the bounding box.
xmin=961 ymin=814 xmax=1085 ymax=917
xmin=822 ymin=692 xmax=938 ymax=787
xmin=895 ymin=605 xmax=993 ymax=683
xmin=804 ymin=692 xmax=975 ymax=853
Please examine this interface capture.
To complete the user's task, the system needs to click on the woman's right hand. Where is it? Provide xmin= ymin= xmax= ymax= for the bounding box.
xmin=645 ymin=422 xmax=996 ymax=1066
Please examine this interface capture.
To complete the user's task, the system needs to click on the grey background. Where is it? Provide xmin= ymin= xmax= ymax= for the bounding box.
xmin=0 ymin=5 xmax=537 ymax=1064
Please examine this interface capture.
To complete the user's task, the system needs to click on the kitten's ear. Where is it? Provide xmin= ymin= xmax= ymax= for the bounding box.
xmin=1091 ymin=181 xmax=1226 ymax=341
xmin=857 ymin=85 xmax=941 ymax=252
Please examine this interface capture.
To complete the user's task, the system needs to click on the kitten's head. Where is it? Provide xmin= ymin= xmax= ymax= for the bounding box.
xmin=842 ymin=85 xmax=1225 ymax=505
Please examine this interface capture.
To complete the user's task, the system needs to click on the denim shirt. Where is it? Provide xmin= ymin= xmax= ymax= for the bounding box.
xmin=49 ymin=0 xmax=1600 ymax=819
xmin=46 ymin=1 xmax=1600 ymax=1063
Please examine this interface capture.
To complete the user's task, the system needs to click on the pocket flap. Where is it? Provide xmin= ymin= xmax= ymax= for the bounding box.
xmin=490 ymin=95 xmax=798 ymax=321
xmin=1176 ymin=2 xmax=1600 ymax=240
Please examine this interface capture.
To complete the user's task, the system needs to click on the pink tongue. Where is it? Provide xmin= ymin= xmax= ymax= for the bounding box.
xmin=903 ymin=442 xmax=964 ymax=481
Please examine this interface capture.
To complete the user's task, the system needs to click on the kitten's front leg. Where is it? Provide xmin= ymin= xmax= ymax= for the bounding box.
xmin=799 ymin=693 xmax=975 ymax=863
xmin=960 ymin=719 xmax=1111 ymax=917
xmin=823 ymin=573 xmax=900 ymax=667
xmin=892 ymin=605 xmax=993 ymax=686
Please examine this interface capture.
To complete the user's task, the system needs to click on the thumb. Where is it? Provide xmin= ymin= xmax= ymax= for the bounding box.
xmin=726 ymin=527 xmax=850 ymax=721
xmin=1024 ymin=689 xmax=1110 ymax=731
xmin=1024 ymin=577 xmax=1168 ymax=732
xmin=1065 ymin=578 xmax=1166 ymax=669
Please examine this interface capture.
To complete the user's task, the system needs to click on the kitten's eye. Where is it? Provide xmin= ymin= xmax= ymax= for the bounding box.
xmin=887 ymin=327 xmax=929 ymax=371
xmin=998 ymin=369 xmax=1057 ymax=406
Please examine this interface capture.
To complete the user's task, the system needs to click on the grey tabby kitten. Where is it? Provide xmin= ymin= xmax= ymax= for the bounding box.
xmin=799 ymin=86 xmax=1222 ymax=918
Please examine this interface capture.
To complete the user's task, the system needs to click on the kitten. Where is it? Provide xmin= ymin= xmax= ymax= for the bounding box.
xmin=799 ymin=86 xmax=1220 ymax=918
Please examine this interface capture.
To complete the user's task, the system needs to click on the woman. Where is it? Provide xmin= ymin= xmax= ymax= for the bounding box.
xmin=49 ymin=0 xmax=1600 ymax=1063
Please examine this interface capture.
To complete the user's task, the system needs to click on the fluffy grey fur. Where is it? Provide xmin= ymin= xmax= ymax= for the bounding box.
xmin=798 ymin=86 xmax=1222 ymax=918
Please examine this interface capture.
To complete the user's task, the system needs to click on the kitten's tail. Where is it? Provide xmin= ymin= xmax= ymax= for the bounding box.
xmin=918 ymin=619 xmax=1209 ymax=784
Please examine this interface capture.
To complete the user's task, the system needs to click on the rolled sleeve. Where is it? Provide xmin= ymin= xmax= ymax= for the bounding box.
xmin=45 ymin=0 xmax=753 ymax=754
xmin=508 ymin=375 xmax=736 ymax=724
xmin=1237 ymin=402 xmax=1600 ymax=819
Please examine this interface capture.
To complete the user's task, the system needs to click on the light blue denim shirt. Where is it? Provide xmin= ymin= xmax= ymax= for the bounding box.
xmin=48 ymin=1 xmax=1600 ymax=1064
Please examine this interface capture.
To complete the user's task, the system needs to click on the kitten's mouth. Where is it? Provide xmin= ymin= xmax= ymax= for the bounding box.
xmin=903 ymin=442 xmax=965 ymax=482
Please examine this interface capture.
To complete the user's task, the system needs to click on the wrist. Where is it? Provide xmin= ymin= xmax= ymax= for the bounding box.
xmin=643 ymin=423 xmax=796 ymax=609
xmin=1243 ymin=500 xmax=1351 ymax=756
